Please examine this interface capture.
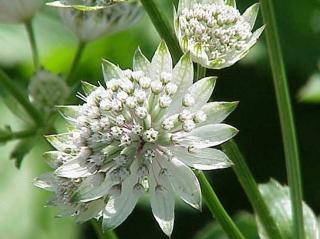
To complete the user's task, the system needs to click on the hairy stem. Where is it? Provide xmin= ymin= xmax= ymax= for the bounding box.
xmin=195 ymin=171 xmax=245 ymax=239
xmin=66 ymin=41 xmax=87 ymax=86
xmin=0 ymin=69 xmax=43 ymax=126
xmin=223 ymin=140 xmax=283 ymax=239
xmin=260 ymin=1 xmax=304 ymax=238
xmin=139 ymin=0 xmax=182 ymax=62
xmin=25 ymin=20 xmax=40 ymax=70
xmin=91 ymin=220 xmax=118 ymax=239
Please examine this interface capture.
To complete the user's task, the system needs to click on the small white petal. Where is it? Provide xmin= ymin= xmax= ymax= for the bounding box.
xmin=149 ymin=175 xmax=175 ymax=237
xmin=150 ymin=40 xmax=173 ymax=81
xmin=187 ymin=77 xmax=217 ymax=112
xmin=175 ymin=124 xmax=238 ymax=148
xmin=33 ymin=172 xmax=56 ymax=191
xmin=102 ymin=59 xmax=123 ymax=83
xmin=199 ymin=101 xmax=238 ymax=126
xmin=163 ymin=157 xmax=202 ymax=210
xmin=133 ymin=47 xmax=151 ymax=73
xmin=242 ymin=3 xmax=260 ymax=30
xmin=171 ymin=146 xmax=233 ymax=170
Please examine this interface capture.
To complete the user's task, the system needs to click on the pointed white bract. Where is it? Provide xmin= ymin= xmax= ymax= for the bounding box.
xmin=48 ymin=0 xmax=143 ymax=42
xmin=174 ymin=0 xmax=264 ymax=69
xmin=0 ymin=0 xmax=43 ymax=24
xmin=35 ymin=41 xmax=238 ymax=236
xmin=28 ymin=70 xmax=69 ymax=115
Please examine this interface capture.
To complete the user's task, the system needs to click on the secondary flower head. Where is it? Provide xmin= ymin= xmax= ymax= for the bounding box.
xmin=48 ymin=0 xmax=143 ymax=43
xmin=34 ymin=41 xmax=238 ymax=236
xmin=29 ymin=70 xmax=69 ymax=114
xmin=0 ymin=0 xmax=43 ymax=24
xmin=174 ymin=0 xmax=264 ymax=69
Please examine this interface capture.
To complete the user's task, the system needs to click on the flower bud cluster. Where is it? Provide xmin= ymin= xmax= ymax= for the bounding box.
xmin=179 ymin=3 xmax=251 ymax=62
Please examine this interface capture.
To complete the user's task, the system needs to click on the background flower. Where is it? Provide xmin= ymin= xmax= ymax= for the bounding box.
xmin=174 ymin=0 xmax=264 ymax=69
xmin=0 ymin=0 xmax=43 ymax=24
xmin=49 ymin=0 xmax=143 ymax=43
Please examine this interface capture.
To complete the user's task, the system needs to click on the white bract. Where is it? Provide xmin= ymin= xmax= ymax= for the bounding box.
xmin=29 ymin=70 xmax=69 ymax=114
xmin=174 ymin=0 xmax=264 ymax=69
xmin=48 ymin=0 xmax=143 ymax=42
xmin=0 ymin=0 xmax=43 ymax=24
xmin=34 ymin=41 xmax=238 ymax=236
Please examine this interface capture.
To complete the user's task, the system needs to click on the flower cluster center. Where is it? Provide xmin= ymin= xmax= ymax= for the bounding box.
xmin=179 ymin=3 xmax=252 ymax=60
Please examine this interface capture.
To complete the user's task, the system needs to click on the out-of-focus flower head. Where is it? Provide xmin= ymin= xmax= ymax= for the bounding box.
xmin=174 ymin=0 xmax=264 ymax=69
xmin=34 ymin=41 xmax=238 ymax=236
xmin=29 ymin=69 xmax=69 ymax=115
xmin=0 ymin=0 xmax=43 ymax=24
xmin=48 ymin=0 xmax=143 ymax=42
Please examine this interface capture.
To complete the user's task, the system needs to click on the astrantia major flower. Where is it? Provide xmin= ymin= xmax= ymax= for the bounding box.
xmin=29 ymin=70 xmax=69 ymax=115
xmin=174 ymin=0 xmax=264 ymax=69
xmin=34 ymin=41 xmax=238 ymax=236
xmin=48 ymin=0 xmax=143 ymax=43
xmin=0 ymin=0 xmax=43 ymax=24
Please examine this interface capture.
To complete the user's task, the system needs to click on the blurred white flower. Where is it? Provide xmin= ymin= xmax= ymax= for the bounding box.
xmin=48 ymin=0 xmax=143 ymax=42
xmin=29 ymin=70 xmax=69 ymax=114
xmin=0 ymin=0 xmax=43 ymax=24
xmin=34 ymin=41 xmax=238 ymax=236
xmin=48 ymin=0 xmax=123 ymax=10
xmin=174 ymin=0 xmax=264 ymax=69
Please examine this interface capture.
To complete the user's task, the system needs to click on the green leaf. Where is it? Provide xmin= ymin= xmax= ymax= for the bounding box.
xmin=257 ymin=179 xmax=319 ymax=239
xmin=10 ymin=137 xmax=37 ymax=169
xmin=193 ymin=212 xmax=259 ymax=239
xmin=298 ymin=73 xmax=320 ymax=103
xmin=225 ymin=0 xmax=236 ymax=8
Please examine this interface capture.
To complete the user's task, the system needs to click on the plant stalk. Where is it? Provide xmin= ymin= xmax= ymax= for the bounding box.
xmin=195 ymin=171 xmax=245 ymax=239
xmin=139 ymin=0 xmax=183 ymax=62
xmin=260 ymin=1 xmax=304 ymax=238
xmin=0 ymin=69 xmax=43 ymax=126
xmin=25 ymin=20 xmax=40 ymax=70
xmin=91 ymin=220 xmax=118 ymax=239
xmin=223 ymin=140 xmax=283 ymax=239
xmin=66 ymin=41 xmax=87 ymax=86
xmin=0 ymin=128 xmax=38 ymax=143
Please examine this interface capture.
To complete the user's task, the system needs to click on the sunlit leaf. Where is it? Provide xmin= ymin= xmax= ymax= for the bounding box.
xmin=257 ymin=179 xmax=319 ymax=239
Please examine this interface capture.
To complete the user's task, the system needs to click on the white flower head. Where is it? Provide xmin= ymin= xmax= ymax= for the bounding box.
xmin=174 ymin=0 xmax=264 ymax=69
xmin=29 ymin=69 xmax=69 ymax=114
xmin=35 ymin=41 xmax=239 ymax=236
xmin=48 ymin=0 xmax=143 ymax=42
xmin=0 ymin=0 xmax=43 ymax=24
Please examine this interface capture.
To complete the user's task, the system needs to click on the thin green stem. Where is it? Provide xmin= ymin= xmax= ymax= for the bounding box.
xmin=196 ymin=64 xmax=207 ymax=80
xmin=25 ymin=20 xmax=40 ymax=70
xmin=260 ymin=1 xmax=304 ymax=238
xmin=139 ymin=0 xmax=183 ymax=62
xmin=223 ymin=140 xmax=283 ymax=239
xmin=91 ymin=220 xmax=118 ymax=239
xmin=0 ymin=128 xmax=38 ymax=143
xmin=66 ymin=41 xmax=87 ymax=86
xmin=195 ymin=171 xmax=245 ymax=239
xmin=0 ymin=69 xmax=43 ymax=126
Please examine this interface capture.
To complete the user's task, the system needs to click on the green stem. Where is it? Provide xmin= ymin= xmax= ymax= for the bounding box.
xmin=196 ymin=64 xmax=207 ymax=80
xmin=66 ymin=41 xmax=87 ymax=86
xmin=195 ymin=171 xmax=245 ymax=239
xmin=0 ymin=128 xmax=38 ymax=143
xmin=260 ymin=1 xmax=304 ymax=238
xmin=91 ymin=220 xmax=118 ymax=239
xmin=0 ymin=69 xmax=43 ymax=126
xmin=139 ymin=0 xmax=183 ymax=62
xmin=223 ymin=140 xmax=283 ymax=239
xmin=25 ymin=20 xmax=40 ymax=70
